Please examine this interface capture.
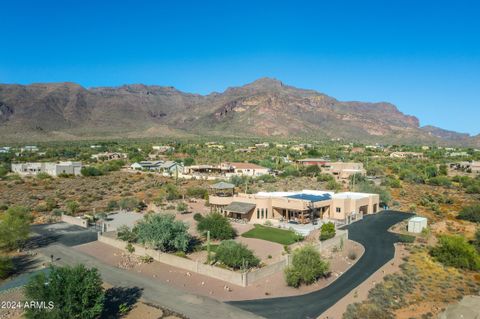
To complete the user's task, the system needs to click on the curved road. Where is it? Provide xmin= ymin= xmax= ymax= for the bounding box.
xmin=229 ymin=211 xmax=412 ymax=319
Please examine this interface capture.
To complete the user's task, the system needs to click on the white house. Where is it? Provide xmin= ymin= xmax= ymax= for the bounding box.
xmin=11 ymin=161 xmax=83 ymax=176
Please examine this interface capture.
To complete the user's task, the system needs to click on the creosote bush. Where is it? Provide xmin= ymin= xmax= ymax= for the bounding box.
xmin=215 ymin=240 xmax=259 ymax=270
xmin=197 ymin=212 xmax=236 ymax=240
xmin=284 ymin=245 xmax=329 ymax=288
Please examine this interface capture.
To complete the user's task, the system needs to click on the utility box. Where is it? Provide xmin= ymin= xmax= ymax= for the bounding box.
xmin=408 ymin=216 xmax=428 ymax=233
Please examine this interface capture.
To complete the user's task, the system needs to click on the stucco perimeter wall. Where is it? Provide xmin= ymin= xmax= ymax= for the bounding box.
xmin=61 ymin=214 xmax=88 ymax=228
xmin=98 ymin=233 xmax=245 ymax=287
xmin=315 ymin=229 xmax=348 ymax=251
xmin=98 ymin=230 xmax=348 ymax=287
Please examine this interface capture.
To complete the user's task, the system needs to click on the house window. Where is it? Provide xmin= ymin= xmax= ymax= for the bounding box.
xmin=257 ymin=209 xmax=260 ymax=219
xmin=336 ymin=207 xmax=341 ymax=213
xmin=265 ymin=208 xmax=268 ymax=219
xmin=261 ymin=209 xmax=264 ymax=219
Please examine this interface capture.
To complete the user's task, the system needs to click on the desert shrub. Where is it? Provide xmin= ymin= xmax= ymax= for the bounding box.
xmin=427 ymin=176 xmax=452 ymax=187
xmin=348 ymin=250 xmax=357 ymax=260
xmin=326 ymin=179 xmax=341 ymax=191
xmin=344 ymin=303 xmax=394 ymax=319
xmin=398 ymin=234 xmax=415 ymax=243
xmin=0 ymin=206 xmax=33 ymax=250
xmin=215 ymin=240 xmax=259 ymax=270
xmin=284 ymin=245 xmax=329 ymax=288
xmin=163 ymin=183 xmax=182 ymax=200
xmin=125 ymin=243 xmax=135 ymax=253
xmin=81 ymin=166 xmax=103 ymax=176
xmin=319 ymin=222 xmax=336 ymax=241
xmin=24 ymin=265 xmax=104 ymax=319
xmin=317 ymin=173 xmax=334 ymax=182
xmin=457 ymin=205 xmax=480 ymax=223
xmin=186 ymin=187 xmax=208 ymax=199
xmin=65 ymin=200 xmax=80 ymax=215
xmin=118 ymin=197 xmax=139 ymax=211
xmin=430 ymin=235 xmax=480 ymax=270
xmin=197 ymin=212 xmax=236 ymax=240
xmin=135 ymin=214 xmax=190 ymax=252
xmin=0 ymin=256 xmax=13 ymax=279
xmin=355 ymin=181 xmax=391 ymax=204
xmin=106 ymin=200 xmax=119 ymax=211
xmin=36 ymin=172 xmax=52 ymax=180
xmin=117 ymin=225 xmax=137 ymax=243
xmin=176 ymin=202 xmax=188 ymax=212
xmin=193 ymin=213 xmax=204 ymax=222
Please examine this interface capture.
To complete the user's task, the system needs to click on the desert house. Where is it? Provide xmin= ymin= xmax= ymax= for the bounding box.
xmin=91 ymin=152 xmax=128 ymax=161
xmin=389 ymin=152 xmax=425 ymax=159
xmin=11 ymin=161 xmax=83 ymax=176
xmin=297 ymin=159 xmax=366 ymax=181
xmin=209 ymin=187 xmax=379 ymax=225
xmin=130 ymin=160 xmax=184 ymax=173
xmin=185 ymin=162 xmax=271 ymax=178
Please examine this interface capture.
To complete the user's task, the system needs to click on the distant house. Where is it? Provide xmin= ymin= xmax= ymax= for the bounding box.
xmin=20 ymin=145 xmax=39 ymax=153
xmin=448 ymin=152 xmax=469 ymax=157
xmin=130 ymin=160 xmax=184 ymax=173
xmin=91 ymin=152 xmax=127 ymax=161
xmin=0 ymin=147 xmax=11 ymax=154
xmin=224 ymin=162 xmax=271 ymax=177
xmin=11 ymin=161 xmax=83 ymax=176
xmin=450 ymin=161 xmax=480 ymax=174
xmin=152 ymin=145 xmax=175 ymax=153
xmin=389 ymin=152 xmax=425 ymax=159
xmin=297 ymin=159 xmax=366 ymax=181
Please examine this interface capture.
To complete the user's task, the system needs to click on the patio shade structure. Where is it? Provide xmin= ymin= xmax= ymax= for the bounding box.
xmin=223 ymin=201 xmax=256 ymax=218
xmin=210 ymin=181 xmax=235 ymax=197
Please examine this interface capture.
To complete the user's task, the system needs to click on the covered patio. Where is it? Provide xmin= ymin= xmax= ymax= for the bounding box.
xmin=222 ymin=201 xmax=256 ymax=222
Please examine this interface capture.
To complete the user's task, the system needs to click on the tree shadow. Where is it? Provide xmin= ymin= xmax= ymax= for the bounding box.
xmin=8 ymin=254 xmax=41 ymax=277
xmin=101 ymin=286 xmax=143 ymax=319
xmin=24 ymin=234 xmax=62 ymax=249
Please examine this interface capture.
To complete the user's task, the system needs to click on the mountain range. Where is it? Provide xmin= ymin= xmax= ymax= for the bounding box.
xmin=0 ymin=78 xmax=478 ymax=146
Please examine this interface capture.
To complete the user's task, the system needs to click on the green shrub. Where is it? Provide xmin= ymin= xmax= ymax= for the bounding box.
xmin=0 ymin=256 xmax=13 ymax=279
xmin=36 ymin=172 xmax=52 ymax=180
xmin=457 ymin=205 xmax=480 ymax=223
xmin=430 ymin=235 xmax=480 ymax=270
xmin=81 ymin=166 xmax=103 ymax=176
xmin=125 ymin=243 xmax=135 ymax=253
xmin=427 ymin=176 xmax=452 ymax=187
xmin=215 ymin=240 xmax=259 ymax=270
xmin=24 ymin=265 xmax=104 ymax=319
xmin=0 ymin=206 xmax=33 ymax=250
xmin=319 ymin=222 xmax=336 ymax=241
xmin=284 ymin=245 xmax=329 ymax=288
xmin=193 ymin=213 xmax=204 ymax=222
xmin=186 ymin=187 xmax=208 ymax=199
xmin=398 ymin=234 xmax=415 ymax=243
xmin=135 ymin=214 xmax=190 ymax=252
xmin=197 ymin=212 xmax=236 ymax=240
xmin=176 ymin=202 xmax=188 ymax=212
xmin=117 ymin=225 xmax=137 ymax=243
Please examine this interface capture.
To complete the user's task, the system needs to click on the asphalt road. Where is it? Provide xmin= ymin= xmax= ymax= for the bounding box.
xmin=28 ymin=222 xmax=98 ymax=248
xmin=229 ymin=211 xmax=412 ymax=319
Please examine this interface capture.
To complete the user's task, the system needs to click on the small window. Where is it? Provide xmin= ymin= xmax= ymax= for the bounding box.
xmin=265 ymin=208 xmax=268 ymax=219
xmin=336 ymin=207 xmax=341 ymax=213
xmin=261 ymin=209 xmax=264 ymax=219
xmin=257 ymin=209 xmax=260 ymax=219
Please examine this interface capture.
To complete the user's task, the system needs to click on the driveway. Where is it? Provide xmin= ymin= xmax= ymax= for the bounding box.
xmin=229 ymin=211 xmax=412 ymax=319
xmin=28 ymin=222 xmax=98 ymax=248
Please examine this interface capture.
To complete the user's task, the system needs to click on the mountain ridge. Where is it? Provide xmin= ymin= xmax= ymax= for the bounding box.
xmin=0 ymin=78 xmax=477 ymax=146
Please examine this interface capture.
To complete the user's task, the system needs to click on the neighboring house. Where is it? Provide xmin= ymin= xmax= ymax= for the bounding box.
xmin=389 ymin=152 xmax=425 ymax=159
xmin=20 ymin=145 xmax=39 ymax=153
xmin=224 ymin=162 xmax=271 ymax=177
xmin=185 ymin=162 xmax=270 ymax=178
xmin=209 ymin=189 xmax=379 ymax=224
xmin=91 ymin=152 xmax=127 ymax=160
xmin=130 ymin=160 xmax=184 ymax=173
xmin=450 ymin=161 xmax=480 ymax=174
xmin=0 ymin=147 xmax=11 ymax=154
xmin=152 ymin=145 xmax=175 ymax=153
xmin=448 ymin=152 xmax=469 ymax=157
xmin=11 ymin=161 xmax=83 ymax=176
xmin=297 ymin=159 xmax=366 ymax=181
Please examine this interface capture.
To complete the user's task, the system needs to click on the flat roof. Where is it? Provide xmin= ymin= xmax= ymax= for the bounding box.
xmin=409 ymin=216 xmax=427 ymax=222
xmin=332 ymin=192 xmax=374 ymax=199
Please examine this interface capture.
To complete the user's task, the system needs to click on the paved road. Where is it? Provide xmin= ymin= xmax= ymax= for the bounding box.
xmin=37 ymin=244 xmax=262 ymax=319
xmin=229 ymin=211 xmax=412 ymax=319
xmin=29 ymin=222 xmax=98 ymax=248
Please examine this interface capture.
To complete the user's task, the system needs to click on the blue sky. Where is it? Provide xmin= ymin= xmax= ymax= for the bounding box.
xmin=1 ymin=0 xmax=479 ymax=135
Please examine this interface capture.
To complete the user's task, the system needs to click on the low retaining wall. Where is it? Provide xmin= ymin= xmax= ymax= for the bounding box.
xmin=99 ymin=233 xmax=245 ymax=286
xmin=98 ymin=229 xmax=348 ymax=287
xmin=61 ymin=214 xmax=88 ymax=228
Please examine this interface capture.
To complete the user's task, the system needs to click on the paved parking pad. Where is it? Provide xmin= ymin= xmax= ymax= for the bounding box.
xmin=28 ymin=222 xmax=98 ymax=248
